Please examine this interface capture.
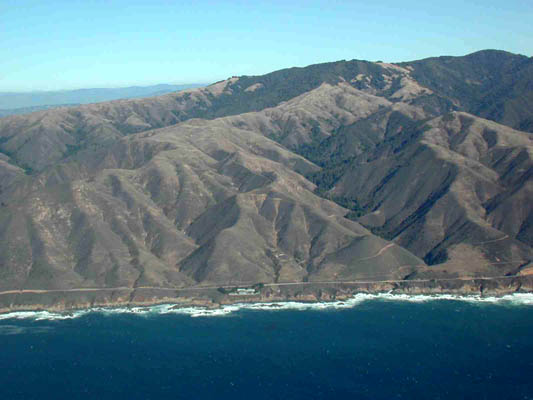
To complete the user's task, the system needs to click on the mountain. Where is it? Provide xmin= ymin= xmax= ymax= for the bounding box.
xmin=0 ymin=50 xmax=531 ymax=310
xmin=0 ymin=84 xmax=205 ymax=115
xmin=401 ymin=50 xmax=533 ymax=132
xmin=0 ymin=104 xmax=80 ymax=118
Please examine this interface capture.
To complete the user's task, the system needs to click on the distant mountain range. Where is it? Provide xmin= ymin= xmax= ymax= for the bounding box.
xmin=0 ymin=104 xmax=80 ymax=118
xmin=0 ymin=84 xmax=205 ymax=116
xmin=0 ymin=50 xmax=531 ymax=311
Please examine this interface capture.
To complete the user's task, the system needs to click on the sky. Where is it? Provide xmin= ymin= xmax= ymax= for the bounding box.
xmin=1 ymin=0 xmax=532 ymax=92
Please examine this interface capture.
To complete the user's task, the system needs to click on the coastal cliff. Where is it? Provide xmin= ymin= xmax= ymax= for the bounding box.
xmin=1 ymin=276 xmax=532 ymax=315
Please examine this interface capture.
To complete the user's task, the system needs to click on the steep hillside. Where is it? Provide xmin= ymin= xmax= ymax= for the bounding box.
xmin=329 ymin=112 xmax=532 ymax=277
xmin=0 ymin=112 xmax=422 ymax=291
xmin=402 ymin=50 xmax=533 ymax=132
xmin=0 ymin=50 xmax=531 ymax=304
xmin=0 ymin=58 xmax=445 ymax=172
xmin=2 ymin=50 xmax=530 ymax=173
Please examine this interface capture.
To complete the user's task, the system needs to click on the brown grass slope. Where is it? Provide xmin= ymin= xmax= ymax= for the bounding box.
xmin=0 ymin=109 xmax=423 ymax=291
xmin=0 ymin=50 xmax=531 ymax=293
xmin=403 ymin=50 xmax=533 ymax=133
xmin=0 ymin=53 xmax=454 ymax=173
xmin=1 ymin=50 xmax=531 ymax=176
xmin=0 ymin=84 xmax=229 ymax=172
xmin=331 ymin=111 xmax=532 ymax=277
xmin=213 ymin=79 xmax=532 ymax=279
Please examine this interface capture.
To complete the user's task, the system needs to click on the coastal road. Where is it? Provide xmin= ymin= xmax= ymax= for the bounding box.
xmin=0 ymin=269 xmax=527 ymax=298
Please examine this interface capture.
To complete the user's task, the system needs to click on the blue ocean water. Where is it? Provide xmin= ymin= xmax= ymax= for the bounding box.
xmin=1 ymin=297 xmax=532 ymax=399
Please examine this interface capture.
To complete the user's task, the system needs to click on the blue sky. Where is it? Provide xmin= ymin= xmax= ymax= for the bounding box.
xmin=1 ymin=0 xmax=532 ymax=91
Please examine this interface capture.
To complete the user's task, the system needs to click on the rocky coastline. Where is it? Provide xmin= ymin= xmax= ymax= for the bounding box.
xmin=1 ymin=275 xmax=532 ymax=316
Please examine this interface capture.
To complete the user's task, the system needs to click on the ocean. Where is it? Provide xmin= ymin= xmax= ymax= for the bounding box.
xmin=1 ymin=294 xmax=532 ymax=399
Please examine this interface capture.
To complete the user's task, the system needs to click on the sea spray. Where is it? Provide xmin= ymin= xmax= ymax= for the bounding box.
xmin=1 ymin=292 xmax=532 ymax=321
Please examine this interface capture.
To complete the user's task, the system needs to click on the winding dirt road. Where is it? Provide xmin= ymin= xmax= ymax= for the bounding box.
xmin=353 ymin=243 xmax=395 ymax=262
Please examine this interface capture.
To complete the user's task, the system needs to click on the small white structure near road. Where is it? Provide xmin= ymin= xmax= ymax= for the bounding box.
xmin=228 ymin=288 xmax=258 ymax=296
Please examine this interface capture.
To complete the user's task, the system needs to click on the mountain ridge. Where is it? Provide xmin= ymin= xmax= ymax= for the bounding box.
xmin=0 ymin=49 xmax=531 ymax=310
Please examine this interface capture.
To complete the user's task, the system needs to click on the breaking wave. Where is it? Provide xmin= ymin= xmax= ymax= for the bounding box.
xmin=1 ymin=292 xmax=532 ymax=321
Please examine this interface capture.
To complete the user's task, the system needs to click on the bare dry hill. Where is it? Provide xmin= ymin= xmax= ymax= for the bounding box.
xmin=0 ymin=111 xmax=422 ymax=291
xmin=0 ymin=50 xmax=531 ymax=305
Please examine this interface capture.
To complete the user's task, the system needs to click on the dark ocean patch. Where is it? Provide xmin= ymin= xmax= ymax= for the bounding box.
xmin=0 ymin=297 xmax=532 ymax=399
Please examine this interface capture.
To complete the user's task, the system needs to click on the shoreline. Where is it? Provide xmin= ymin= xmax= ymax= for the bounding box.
xmin=3 ymin=292 xmax=533 ymax=321
xmin=1 ymin=275 xmax=532 ymax=317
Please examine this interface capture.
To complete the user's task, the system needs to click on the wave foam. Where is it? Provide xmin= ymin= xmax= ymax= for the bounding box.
xmin=1 ymin=292 xmax=532 ymax=321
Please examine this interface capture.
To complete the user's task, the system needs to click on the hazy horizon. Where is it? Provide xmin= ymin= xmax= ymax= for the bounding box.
xmin=0 ymin=82 xmax=207 ymax=95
